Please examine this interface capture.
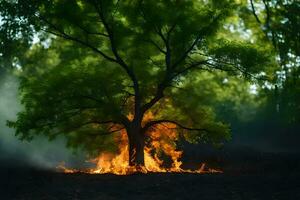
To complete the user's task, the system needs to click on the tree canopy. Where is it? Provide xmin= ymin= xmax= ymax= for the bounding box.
xmin=0 ymin=0 xmax=276 ymax=166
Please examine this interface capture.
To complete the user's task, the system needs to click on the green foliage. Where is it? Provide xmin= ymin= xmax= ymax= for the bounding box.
xmin=7 ymin=40 xmax=131 ymax=153
xmin=239 ymin=0 xmax=300 ymax=123
xmin=0 ymin=0 xmax=276 ymax=154
xmin=210 ymin=40 xmax=272 ymax=75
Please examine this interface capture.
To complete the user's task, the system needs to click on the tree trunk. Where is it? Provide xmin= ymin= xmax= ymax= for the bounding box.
xmin=127 ymin=125 xmax=145 ymax=167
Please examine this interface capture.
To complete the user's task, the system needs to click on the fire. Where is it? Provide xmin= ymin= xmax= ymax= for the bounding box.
xmin=57 ymin=112 xmax=222 ymax=175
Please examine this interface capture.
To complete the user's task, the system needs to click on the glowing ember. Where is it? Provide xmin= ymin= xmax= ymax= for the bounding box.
xmin=57 ymin=112 xmax=222 ymax=175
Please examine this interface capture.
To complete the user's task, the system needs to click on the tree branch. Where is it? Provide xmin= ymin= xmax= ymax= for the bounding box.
xmin=74 ymin=94 xmax=103 ymax=104
xmin=142 ymin=16 xmax=222 ymax=114
xmin=90 ymin=0 xmax=142 ymax=119
xmin=143 ymin=119 xmax=209 ymax=133
xmin=171 ymin=60 xmax=208 ymax=79
xmin=141 ymin=24 xmax=178 ymax=113
xmin=249 ymin=0 xmax=277 ymax=49
xmin=38 ymin=24 xmax=116 ymax=63
xmin=250 ymin=0 xmax=262 ymax=24
xmin=61 ymin=120 xmax=120 ymax=137
xmin=108 ymin=126 xmax=125 ymax=133
xmin=145 ymin=39 xmax=167 ymax=54
xmin=141 ymin=59 xmax=207 ymax=113
xmin=171 ymin=36 xmax=202 ymax=69
xmin=262 ymin=0 xmax=277 ymax=49
xmin=74 ymin=23 xmax=109 ymax=38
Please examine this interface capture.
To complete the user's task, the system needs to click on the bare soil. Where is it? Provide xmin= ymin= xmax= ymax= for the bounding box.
xmin=1 ymin=152 xmax=300 ymax=200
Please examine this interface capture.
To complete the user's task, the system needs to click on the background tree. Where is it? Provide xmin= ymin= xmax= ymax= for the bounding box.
xmin=1 ymin=0 xmax=272 ymax=168
xmin=216 ymin=0 xmax=300 ymax=151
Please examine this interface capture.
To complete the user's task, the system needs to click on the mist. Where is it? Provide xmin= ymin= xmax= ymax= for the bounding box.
xmin=0 ymin=74 xmax=88 ymax=169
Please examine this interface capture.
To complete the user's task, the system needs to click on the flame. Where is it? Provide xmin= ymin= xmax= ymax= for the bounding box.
xmin=57 ymin=112 xmax=222 ymax=175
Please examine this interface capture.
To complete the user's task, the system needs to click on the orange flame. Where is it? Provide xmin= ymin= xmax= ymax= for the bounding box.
xmin=57 ymin=112 xmax=222 ymax=175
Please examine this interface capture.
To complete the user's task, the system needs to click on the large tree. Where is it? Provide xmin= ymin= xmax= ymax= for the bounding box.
xmin=1 ymin=0 xmax=271 ymax=168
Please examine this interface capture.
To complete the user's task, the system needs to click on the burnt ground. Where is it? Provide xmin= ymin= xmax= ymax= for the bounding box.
xmin=1 ymin=151 xmax=300 ymax=200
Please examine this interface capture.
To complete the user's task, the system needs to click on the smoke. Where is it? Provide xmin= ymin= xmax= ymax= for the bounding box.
xmin=0 ymin=74 xmax=88 ymax=169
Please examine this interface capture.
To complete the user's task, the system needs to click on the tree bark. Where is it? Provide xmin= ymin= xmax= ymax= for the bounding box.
xmin=127 ymin=124 xmax=145 ymax=167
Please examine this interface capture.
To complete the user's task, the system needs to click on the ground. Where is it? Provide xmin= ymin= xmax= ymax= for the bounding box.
xmin=1 ymin=151 xmax=300 ymax=200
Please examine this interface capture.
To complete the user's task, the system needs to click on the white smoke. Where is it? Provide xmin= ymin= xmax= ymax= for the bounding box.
xmin=0 ymin=74 xmax=88 ymax=169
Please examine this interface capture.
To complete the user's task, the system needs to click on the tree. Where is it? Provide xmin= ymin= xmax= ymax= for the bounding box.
xmin=1 ymin=0 xmax=271 ymax=168
xmin=243 ymin=0 xmax=300 ymax=123
xmin=219 ymin=0 xmax=300 ymax=150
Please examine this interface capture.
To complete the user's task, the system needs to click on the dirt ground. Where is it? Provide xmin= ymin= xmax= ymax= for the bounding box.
xmin=1 ymin=151 xmax=300 ymax=200
xmin=1 ymin=167 xmax=299 ymax=199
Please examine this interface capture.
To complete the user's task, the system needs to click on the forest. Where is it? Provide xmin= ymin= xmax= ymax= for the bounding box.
xmin=0 ymin=0 xmax=299 ymax=199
